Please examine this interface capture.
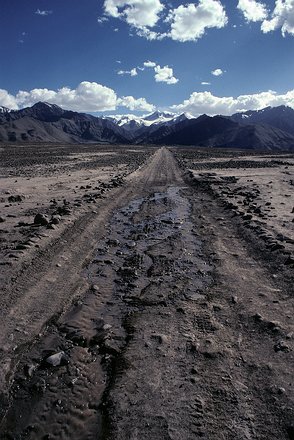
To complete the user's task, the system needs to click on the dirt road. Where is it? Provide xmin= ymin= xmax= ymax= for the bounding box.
xmin=0 ymin=147 xmax=293 ymax=439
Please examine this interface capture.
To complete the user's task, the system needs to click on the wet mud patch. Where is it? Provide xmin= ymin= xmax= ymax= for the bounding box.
xmin=1 ymin=185 xmax=214 ymax=439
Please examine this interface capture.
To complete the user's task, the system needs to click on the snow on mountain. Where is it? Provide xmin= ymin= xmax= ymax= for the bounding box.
xmin=103 ymin=111 xmax=195 ymax=132
xmin=0 ymin=106 xmax=11 ymax=113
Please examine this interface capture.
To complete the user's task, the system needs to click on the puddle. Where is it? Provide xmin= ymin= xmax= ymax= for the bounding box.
xmin=3 ymin=185 xmax=214 ymax=439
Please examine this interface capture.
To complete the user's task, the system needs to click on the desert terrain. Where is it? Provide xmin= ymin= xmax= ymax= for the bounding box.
xmin=0 ymin=143 xmax=293 ymax=439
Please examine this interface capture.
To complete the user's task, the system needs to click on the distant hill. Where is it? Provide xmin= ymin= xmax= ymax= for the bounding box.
xmin=150 ymin=114 xmax=294 ymax=151
xmin=0 ymin=102 xmax=129 ymax=143
xmin=231 ymin=105 xmax=294 ymax=136
xmin=1 ymin=102 xmax=294 ymax=150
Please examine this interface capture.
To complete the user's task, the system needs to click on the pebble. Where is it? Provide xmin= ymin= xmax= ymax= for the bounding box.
xmin=34 ymin=213 xmax=49 ymax=226
xmin=274 ymin=340 xmax=291 ymax=353
xmin=45 ymin=351 xmax=69 ymax=367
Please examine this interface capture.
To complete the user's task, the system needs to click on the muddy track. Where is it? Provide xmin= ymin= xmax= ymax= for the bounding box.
xmin=0 ymin=147 xmax=293 ymax=439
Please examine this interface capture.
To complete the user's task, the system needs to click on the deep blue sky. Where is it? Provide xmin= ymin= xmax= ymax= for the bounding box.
xmin=0 ymin=0 xmax=294 ymax=115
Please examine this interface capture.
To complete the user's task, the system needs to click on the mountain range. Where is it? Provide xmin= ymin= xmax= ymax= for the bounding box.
xmin=1 ymin=102 xmax=294 ymax=151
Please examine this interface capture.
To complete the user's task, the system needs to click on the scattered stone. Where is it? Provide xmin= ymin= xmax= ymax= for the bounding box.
xmin=51 ymin=215 xmax=61 ymax=225
xmin=34 ymin=213 xmax=49 ymax=226
xmin=274 ymin=340 xmax=291 ymax=353
xmin=118 ymin=266 xmax=138 ymax=278
xmin=8 ymin=195 xmax=24 ymax=203
xmin=103 ymin=339 xmax=121 ymax=355
xmin=17 ymin=221 xmax=29 ymax=227
xmin=127 ymin=241 xmax=136 ymax=248
xmin=243 ymin=214 xmax=252 ymax=221
xmin=55 ymin=206 xmax=71 ymax=216
xmin=284 ymin=255 xmax=294 ymax=266
xmin=231 ymin=296 xmax=238 ymax=304
xmin=45 ymin=351 xmax=69 ymax=367
xmin=253 ymin=313 xmax=263 ymax=321
xmin=15 ymin=244 xmax=29 ymax=250
xmin=0 ymin=217 xmax=5 ymax=223
xmin=107 ymin=238 xmax=120 ymax=246
xmin=25 ymin=364 xmax=37 ymax=378
xmin=151 ymin=334 xmax=168 ymax=344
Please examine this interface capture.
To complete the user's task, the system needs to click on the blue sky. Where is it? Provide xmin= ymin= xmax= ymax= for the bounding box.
xmin=1 ymin=0 xmax=294 ymax=115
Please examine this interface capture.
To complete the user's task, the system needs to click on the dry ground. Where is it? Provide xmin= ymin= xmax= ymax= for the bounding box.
xmin=0 ymin=144 xmax=293 ymax=440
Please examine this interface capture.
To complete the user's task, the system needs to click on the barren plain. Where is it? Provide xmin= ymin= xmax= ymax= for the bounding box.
xmin=0 ymin=143 xmax=293 ymax=439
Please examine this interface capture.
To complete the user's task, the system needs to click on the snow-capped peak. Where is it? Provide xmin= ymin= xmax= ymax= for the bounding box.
xmin=0 ymin=106 xmax=11 ymax=113
xmin=103 ymin=111 xmax=196 ymax=132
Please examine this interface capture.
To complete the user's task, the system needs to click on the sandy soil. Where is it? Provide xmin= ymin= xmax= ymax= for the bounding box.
xmin=0 ymin=144 xmax=293 ymax=439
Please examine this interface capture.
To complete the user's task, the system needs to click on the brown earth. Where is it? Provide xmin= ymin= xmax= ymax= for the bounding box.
xmin=0 ymin=144 xmax=293 ymax=440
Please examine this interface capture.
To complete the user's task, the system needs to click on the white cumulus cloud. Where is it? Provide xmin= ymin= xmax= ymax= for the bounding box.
xmin=237 ymin=0 xmax=268 ymax=22
xmin=103 ymin=0 xmax=228 ymax=42
xmin=167 ymin=0 xmax=228 ymax=42
xmin=97 ymin=16 xmax=109 ymax=24
xmin=261 ymin=0 xmax=294 ymax=36
xmin=211 ymin=68 xmax=224 ymax=76
xmin=171 ymin=89 xmax=294 ymax=116
xmin=0 ymin=89 xmax=18 ymax=109
xmin=104 ymin=0 xmax=164 ymax=28
xmin=143 ymin=60 xmax=157 ymax=68
xmin=120 ymin=61 xmax=179 ymax=84
xmin=0 ymin=82 xmax=155 ymax=113
xmin=117 ymin=96 xmax=155 ymax=112
xmin=117 ymin=68 xmax=138 ymax=76
xmin=154 ymin=65 xmax=179 ymax=84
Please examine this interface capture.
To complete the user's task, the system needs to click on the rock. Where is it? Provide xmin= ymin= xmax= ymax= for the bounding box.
xmin=25 ymin=363 xmax=37 ymax=377
xmin=253 ymin=313 xmax=263 ymax=321
xmin=284 ymin=255 xmax=294 ymax=266
xmin=17 ymin=221 xmax=29 ymax=227
xmin=103 ymin=339 xmax=121 ymax=355
xmin=118 ymin=266 xmax=138 ymax=278
xmin=51 ymin=215 xmax=61 ymax=225
xmin=151 ymin=333 xmax=168 ymax=344
xmin=0 ymin=217 xmax=5 ymax=223
xmin=55 ymin=206 xmax=71 ymax=216
xmin=107 ymin=238 xmax=120 ymax=246
xmin=34 ymin=213 xmax=49 ymax=226
xmin=45 ymin=351 xmax=69 ymax=367
xmin=16 ymin=244 xmax=29 ymax=250
xmin=231 ymin=296 xmax=238 ymax=304
xmin=127 ymin=241 xmax=136 ymax=249
xmin=8 ymin=195 xmax=24 ymax=203
xmin=274 ymin=340 xmax=291 ymax=353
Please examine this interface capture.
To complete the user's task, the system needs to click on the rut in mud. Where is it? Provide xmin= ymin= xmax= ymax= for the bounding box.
xmin=0 ymin=148 xmax=293 ymax=440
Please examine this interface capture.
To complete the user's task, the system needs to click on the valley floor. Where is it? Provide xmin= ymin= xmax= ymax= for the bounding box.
xmin=0 ymin=144 xmax=293 ymax=439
